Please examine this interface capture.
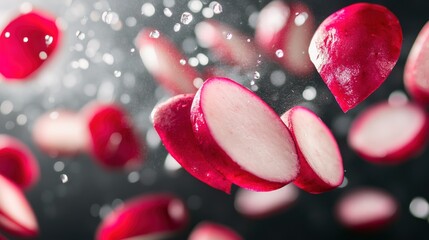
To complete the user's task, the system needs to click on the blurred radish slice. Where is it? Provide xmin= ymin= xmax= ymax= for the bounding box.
xmin=0 ymin=10 xmax=60 ymax=80
xmin=191 ymin=77 xmax=299 ymax=191
xmin=0 ymin=175 xmax=39 ymax=238
xmin=336 ymin=188 xmax=398 ymax=232
xmin=348 ymin=101 xmax=429 ymax=164
xmin=189 ymin=222 xmax=243 ymax=240
xmin=0 ymin=233 xmax=6 ymax=240
xmin=195 ymin=20 xmax=259 ymax=70
xmin=96 ymin=193 xmax=189 ymax=240
xmin=152 ymin=94 xmax=232 ymax=193
xmin=281 ymin=106 xmax=343 ymax=194
xmin=308 ymin=3 xmax=402 ymax=112
xmin=0 ymin=135 xmax=39 ymax=189
xmin=136 ymin=28 xmax=201 ymax=95
xmin=255 ymin=1 xmax=315 ymax=76
xmin=404 ymin=22 xmax=429 ymax=105
xmin=234 ymin=184 xmax=299 ymax=219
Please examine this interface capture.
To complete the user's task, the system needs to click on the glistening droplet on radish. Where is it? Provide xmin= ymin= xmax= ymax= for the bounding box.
xmin=189 ymin=222 xmax=243 ymax=240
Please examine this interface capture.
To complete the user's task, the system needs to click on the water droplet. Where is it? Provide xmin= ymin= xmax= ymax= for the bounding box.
xmin=54 ymin=161 xmax=65 ymax=172
xmin=141 ymin=3 xmax=156 ymax=17
xmin=164 ymin=8 xmax=173 ymax=17
xmin=39 ymin=51 xmax=48 ymax=60
xmin=149 ymin=30 xmax=160 ymax=39
xmin=179 ymin=59 xmax=186 ymax=65
xmin=225 ymin=32 xmax=232 ymax=40
xmin=188 ymin=57 xmax=199 ymax=67
xmin=174 ymin=23 xmax=181 ymax=32
xmin=294 ymin=12 xmax=308 ymax=26
xmin=23 ymin=37 xmax=28 ymax=43
xmin=16 ymin=114 xmax=27 ymax=126
xmin=302 ymin=86 xmax=317 ymax=101
xmin=253 ymin=71 xmax=260 ymax=80
xmin=0 ymin=100 xmax=13 ymax=115
xmin=102 ymin=53 xmax=114 ymax=65
xmin=275 ymin=49 xmax=284 ymax=58
xmin=202 ymin=7 xmax=214 ymax=18
xmin=60 ymin=174 xmax=68 ymax=183
xmin=128 ymin=171 xmax=140 ymax=183
xmin=45 ymin=35 xmax=53 ymax=45
xmin=102 ymin=10 xmax=118 ymax=25
xmin=188 ymin=0 xmax=203 ymax=13
xmin=113 ymin=70 xmax=122 ymax=77
xmin=163 ymin=0 xmax=175 ymax=8
xmin=76 ymin=31 xmax=85 ymax=40
xmin=4 ymin=32 xmax=10 ymax=38
xmin=181 ymin=12 xmax=193 ymax=25
xmin=196 ymin=53 xmax=209 ymax=65
xmin=125 ymin=17 xmax=137 ymax=27
xmin=410 ymin=197 xmax=429 ymax=219
xmin=210 ymin=1 xmax=223 ymax=14
xmin=270 ymin=70 xmax=286 ymax=87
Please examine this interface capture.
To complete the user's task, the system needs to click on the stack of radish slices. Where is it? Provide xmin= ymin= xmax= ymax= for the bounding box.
xmin=152 ymin=77 xmax=344 ymax=193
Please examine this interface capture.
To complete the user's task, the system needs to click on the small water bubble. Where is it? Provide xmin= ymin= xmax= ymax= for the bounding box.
xmin=179 ymin=59 xmax=187 ymax=65
xmin=130 ymin=48 xmax=135 ymax=53
xmin=253 ymin=71 xmax=260 ymax=80
xmin=225 ymin=32 xmax=232 ymax=40
xmin=60 ymin=174 xmax=68 ymax=183
xmin=210 ymin=1 xmax=223 ymax=14
xmin=45 ymin=35 xmax=53 ymax=45
xmin=164 ymin=8 xmax=173 ymax=17
xmin=163 ymin=0 xmax=175 ymax=8
xmin=410 ymin=197 xmax=429 ymax=219
xmin=196 ymin=53 xmax=209 ymax=65
xmin=174 ymin=23 xmax=181 ymax=32
xmin=0 ymin=100 xmax=13 ymax=115
xmin=270 ymin=70 xmax=286 ymax=87
xmin=294 ymin=12 xmax=309 ymax=26
xmin=120 ymin=94 xmax=131 ymax=104
xmin=78 ymin=58 xmax=89 ymax=69
xmin=275 ymin=49 xmax=284 ymax=58
xmin=188 ymin=57 xmax=199 ymax=67
xmin=141 ymin=3 xmax=156 ymax=17
xmin=4 ymin=32 xmax=10 ymax=38
xmin=181 ymin=12 xmax=193 ymax=25
xmin=5 ymin=121 xmax=15 ymax=130
xmin=149 ymin=30 xmax=160 ymax=39
xmin=302 ymin=86 xmax=317 ymax=101
xmin=128 ymin=171 xmax=140 ymax=183
xmin=125 ymin=17 xmax=137 ymax=27
xmin=39 ymin=51 xmax=48 ymax=60
xmin=113 ymin=70 xmax=122 ymax=78
xmin=16 ymin=114 xmax=27 ymax=126
xmin=76 ymin=31 xmax=85 ymax=40
xmin=54 ymin=161 xmax=65 ymax=172
xmin=23 ymin=37 xmax=28 ymax=43
xmin=188 ymin=0 xmax=203 ymax=13
xmin=102 ymin=53 xmax=115 ymax=65
xmin=102 ymin=10 xmax=119 ymax=25
xmin=202 ymin=7 xmax=214 ymax=18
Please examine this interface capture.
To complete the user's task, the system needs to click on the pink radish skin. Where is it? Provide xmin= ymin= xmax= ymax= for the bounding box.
xmin=404 ymin=22 xmax=429 ymax=105
xmin=0 ymin=175 xmax=39 ymax=238
xmin=281 ymin=106 xmax=343 ymax=194
xmin=255 ymin=1 xmax=315 ymax=76
xmin=191 ymin=77 xmax=299 ymax=191
xmin=152 ymin=94 xmax=232 ymax=193
xmin=136 ymin=28 xmax=201 ymax=95
xmin=348 ymin=101 xmax=429 ymax=164
xmin=189 ymin=222 xmax=243 ymax=240
xmin=308 ymin=3 xmax=402 ymax=112
xmin=96 ymin=193 xmax=189 ymax=240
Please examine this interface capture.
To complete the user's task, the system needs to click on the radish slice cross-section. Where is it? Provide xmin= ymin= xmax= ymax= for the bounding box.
xmin=189 ymin=222 xmax=243 ymax=240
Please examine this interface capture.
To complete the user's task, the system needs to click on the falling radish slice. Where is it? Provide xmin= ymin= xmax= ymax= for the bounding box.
xmin=195 ymin=20 xmax=260 ymax=70
xmin=152 ymin=94 xmax=232 ymax=193
xmin=0 ymin=135 xmax=39 ymax=189
xmin=0 ymin=10 xmax=60 ymax=80
xmin=136 ymin=28 xmax=201 ymax=95
xmin=281 ymin=106 xmax=343 ymax=194
xmin=255 ymin=1 xmax=315 ymax=77
xmin=308 ymin=3 xmax=402 ymax=112
xmin=348 ymin=101 xmax=429 ymax=164
xmin=191 ymin=77 xmax=299 ymax=191
xmin=96 ymin=193 xmax=189 ymax=240
xmin=188 ymin=222 xmax=243 ymax=240
xmin=335 ymin=188 xmax=398 ymax=232
xmin=0 ymin=175 xmax=39 ymax=238
xmin=234 ymin=184 xmax=299 ymax=219
xmin=404 ymin=22 xmax=429 ymax=105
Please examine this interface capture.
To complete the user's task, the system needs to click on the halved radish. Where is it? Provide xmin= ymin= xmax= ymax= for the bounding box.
xmin=0 ymin=175 xmax=39 ymax=238
xmin=136 ymin=28 xmax=201 ymax=95
xmin=188 ymin=222 xmax=243 ymax=240
xmin=348 ymin=101 xmax=429 ymax=164
xmin=404 ymin=21 xmax=429 ymax=105
xmin=255 ymin=1 xmax=315 ymax=77
xmin=152 ymin=94 xmax=232 ymax=193
xmin=95 ymin=193 xmax=189 ymax=240
xmin=281 ymin=106 xmax=343 ymax=194
xmin=191 ymin=77 xmax=299 ymax=191
xmin=308 ymin=3 xmax=402 ymax=112
xmin=0 ymin=135 xmax=39 ymax=189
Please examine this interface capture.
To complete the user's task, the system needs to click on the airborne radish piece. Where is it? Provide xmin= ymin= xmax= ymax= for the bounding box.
xmin=308 ymin=3 xmax=402 ymax=112
xmin=152 ymin=94 xmax=232 ymax=193
xmin=96 ymin=193 xmax=189 ymax=240
xmin=0 ymin=175 xmax=39 ymax=238
xmin=136 ymin=28 xmax=201 ymax=95
xmin=281 ymin=106 xmax=343 ymax=194
xmin=189 ymin=222 xmax=243 ymax=240
xmin=255 ymin=1 xmax=315 ymax=76
xmin=0 ymin=10 xmax=61 ymax=80
xmin=191 ymin=77 xmax=299 ymax=191
xmin=348 ymin=101 xmax=429 ymax=164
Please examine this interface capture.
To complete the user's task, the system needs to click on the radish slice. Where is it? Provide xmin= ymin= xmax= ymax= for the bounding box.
xmin=191 ymin=77 xmax=299 ymax=191
xmin=335 ymin=188 xmax=398 ymax=232
xmin=195 ymin=20 xmax=259 ymax=70
xmin=136 ymin=28 xmax=201 ymax=95
xmin=95 ymin=193 xmax=189 ymax=240
xmin=0 ymin=135 xmax=39 ymax=189
xmin=0 ymin=175 xmax=39 ymax=238
xmin=348 ymin=101 xmax=429 ymax=164
xmin=234 ymin=184 xmax=299 ymax=219
xmin=281 ymin=106 xmax=343 ymax=194
xmin=404 ymin=21 xmax=429 ymax=105
xmin=255 ymin=1 xmax=315 ymax=77
xmin=189 ymin=222 xmax=243 ymax=240
xmin=0 ymin=10 xmax=60 ymax=80
xmin=152 ymin=94 xmax=232 ymax=193
xmin=308 ymin=3 xmax=402 ymax=112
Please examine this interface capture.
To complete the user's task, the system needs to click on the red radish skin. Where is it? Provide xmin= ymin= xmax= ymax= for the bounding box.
xmin=189 ymin=222 xmax=243 ymax=240
xmin=255 ymin=1 xmax=315 ymax=76
xmin=136 ymin=28 xmax=201 ymax=95
xmin=152 ymin=94 xmax=232 ymax=193
xmin=404 ymin=21 xmax=429 ymax=105
xmin=96 ymin=193 xmax=189 ymax=240
xmin=0 ymin=175 xmax=39 ymax=238
xmin=0 ymin=10 xmax=60 ymax=80
xmin=0 ymin=135 xmax=39 ymax=189
xmin=191 ymin=77 xmax=299 ymax=191
xmin=308 ymin=3 xmax=402 ymax=112
xmin=348 ymin=101 xmax=429 ymax=164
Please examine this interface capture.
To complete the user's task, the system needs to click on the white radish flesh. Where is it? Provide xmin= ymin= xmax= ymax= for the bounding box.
xmin=189 ymin=222 xmax=243 ymax=240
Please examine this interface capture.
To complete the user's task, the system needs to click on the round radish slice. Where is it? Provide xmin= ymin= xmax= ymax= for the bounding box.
xmin=348 ymin=101 xmax=429 ymax=164
xmin=281 ymin=106 xmax=343 ymax=194
xmin=335 ymin=188 xmax=398 ymax=232
xmin=0 ymin=175 xmax=39 ymax=238
xmin=152 ymin=94 xmax=232 ymax=193
xmin=189 ymin=222 xmax=243 ymax=240
xmin=95 ymin=193 xmax=189 ymax=240
xmin=0 ymin=135 xmax=39 ymax=189
xmin=191 ymin=77 xmax=299 ymax=191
